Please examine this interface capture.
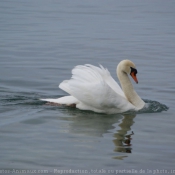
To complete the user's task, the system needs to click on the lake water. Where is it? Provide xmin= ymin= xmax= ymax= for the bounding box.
xmin=0 ymin=0 xmax=175 ymax=174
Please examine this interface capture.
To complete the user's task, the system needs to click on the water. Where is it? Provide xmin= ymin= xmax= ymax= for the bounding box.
xmin=0 ymin=0 xmax=175 ymax=174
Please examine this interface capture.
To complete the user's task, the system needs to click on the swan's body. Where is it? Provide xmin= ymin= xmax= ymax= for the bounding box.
xmin=41 ymin=60 xmax=145 ymax=114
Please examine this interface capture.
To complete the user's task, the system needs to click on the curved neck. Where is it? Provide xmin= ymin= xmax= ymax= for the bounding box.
xmin=117 ymin=69 xmax=145 ymax=110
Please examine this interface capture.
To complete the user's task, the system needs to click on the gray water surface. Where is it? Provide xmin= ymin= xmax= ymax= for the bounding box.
xmin=0 ymin=1 xmax=175 ymax=174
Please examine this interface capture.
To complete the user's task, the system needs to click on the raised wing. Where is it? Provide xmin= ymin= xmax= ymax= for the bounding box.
xmin=86 ymin=64 xmax=125 ymax=98
xmin=59 ymin=65 xmax=134 ymax=113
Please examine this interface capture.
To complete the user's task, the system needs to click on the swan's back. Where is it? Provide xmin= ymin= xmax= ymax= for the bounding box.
xmin=60 ymin=64 xmax=125 ymax=98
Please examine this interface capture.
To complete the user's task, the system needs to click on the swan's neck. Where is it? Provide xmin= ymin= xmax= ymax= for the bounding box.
xmin=117 ymin=70 xmax=145 ymax=110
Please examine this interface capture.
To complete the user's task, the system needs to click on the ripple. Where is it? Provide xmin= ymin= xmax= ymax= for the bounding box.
xmin=139 ymin=99 xmax=169 ymax=113
xmin=1 ymin=93 xmax=45 ymax=107
xmin=1 ymin=93 xmax=169 ymax=114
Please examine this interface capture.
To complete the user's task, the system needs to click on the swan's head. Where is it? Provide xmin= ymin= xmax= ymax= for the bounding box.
xmin=117 ymin=60 xmax=138 ymax=83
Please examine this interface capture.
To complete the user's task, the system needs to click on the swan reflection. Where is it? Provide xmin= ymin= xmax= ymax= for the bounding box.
xmin=113 ymin=114 xmax=135 ymax=159
xmin=59 ymin=108 xmax=136 ymax=159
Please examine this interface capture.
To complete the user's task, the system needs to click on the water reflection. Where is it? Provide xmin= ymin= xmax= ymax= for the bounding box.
xmin=59 ymin=108 xmax=136 ymax=158
xmin=113 ymin=114 xmax=135 ymax=159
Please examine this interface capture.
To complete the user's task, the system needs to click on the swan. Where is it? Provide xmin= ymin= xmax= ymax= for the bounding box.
xmin=41 ymin=60 xmax=145 ymax=114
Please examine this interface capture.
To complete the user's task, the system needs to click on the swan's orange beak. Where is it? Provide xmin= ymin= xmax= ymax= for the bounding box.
xmin=130 ymin=72 xmax=138 ymax=84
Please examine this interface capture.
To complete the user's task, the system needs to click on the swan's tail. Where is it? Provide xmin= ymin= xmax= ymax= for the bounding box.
xmin=40 ymin=96 xmax=79 ymax=106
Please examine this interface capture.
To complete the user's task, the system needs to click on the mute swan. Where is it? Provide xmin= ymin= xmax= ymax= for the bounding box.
xmin=41 ymin=60 xmax=145 ymax=114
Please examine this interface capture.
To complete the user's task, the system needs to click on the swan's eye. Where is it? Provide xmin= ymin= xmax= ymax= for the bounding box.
xmin=130 ymin=67 xmax=137 ymax=75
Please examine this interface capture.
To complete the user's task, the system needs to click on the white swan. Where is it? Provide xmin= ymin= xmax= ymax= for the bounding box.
xmin=41 ymin=60 xmax=145 ymax=114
